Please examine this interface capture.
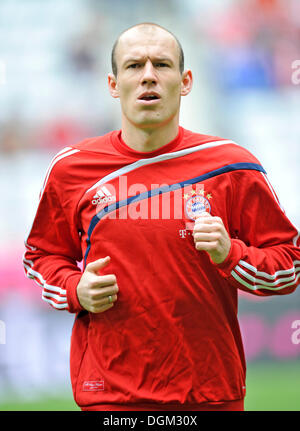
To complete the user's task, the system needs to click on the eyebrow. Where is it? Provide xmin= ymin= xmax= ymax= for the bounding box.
xmin=123 ymin=57 xmax=174 ymax=67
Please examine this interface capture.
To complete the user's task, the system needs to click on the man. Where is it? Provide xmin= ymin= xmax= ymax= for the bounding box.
xmin=23 ymin=23 xmax=300 ymax=411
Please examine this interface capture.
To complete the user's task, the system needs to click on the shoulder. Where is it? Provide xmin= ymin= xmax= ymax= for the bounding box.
xmin=69 ymin=130 xmax=116 ymax=153
xmin=38 ymin=131 xmax=118 ymax=197
xmin=181 ymin=127 xmax=263 ymax=167
xmin=43 ymin=130 xmax=117 ymax=180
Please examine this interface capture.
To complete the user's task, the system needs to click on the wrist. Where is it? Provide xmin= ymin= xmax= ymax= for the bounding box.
xmin=65 ymin=272 xmax=85 ymax=313
xmin=208 ymin=238 xmax=232 ymax=264
xmin=212 ymin=239 xmax=245 ymax=276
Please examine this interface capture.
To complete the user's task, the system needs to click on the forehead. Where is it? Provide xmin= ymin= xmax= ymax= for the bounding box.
xmin=116 ymin=27 xmax=179 ymax=64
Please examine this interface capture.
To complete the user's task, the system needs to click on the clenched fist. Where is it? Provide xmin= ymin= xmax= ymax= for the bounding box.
xmin=193 ymin=212 xmax=231 ymax=264
xmin=77 ymin=256 xmax=118 ymax=313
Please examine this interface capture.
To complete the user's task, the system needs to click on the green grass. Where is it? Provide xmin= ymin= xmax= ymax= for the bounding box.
xmin=244 ymin=361 xmax=300 ymax=411
xmin=0 ymin=396 xmax=80 ymax=411
xmin=0 ymin=361 xmax=299 ymax=411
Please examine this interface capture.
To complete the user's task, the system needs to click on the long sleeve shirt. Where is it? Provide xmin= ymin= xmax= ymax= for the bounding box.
xmin=23 ymin=127 xmax=300 ymax=410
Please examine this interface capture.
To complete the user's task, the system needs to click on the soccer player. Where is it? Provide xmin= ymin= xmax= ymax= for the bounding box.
xmin=23 ymin=23 xmax=300 ymax=411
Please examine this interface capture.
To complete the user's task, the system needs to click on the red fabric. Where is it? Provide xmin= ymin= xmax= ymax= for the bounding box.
xmin=81 ymin=399 xmax=244 ymax=411
xmin=24 ymin=127 xmax=300 ymax=410
xmin=113 ymin=127 xmax=184 ymax=158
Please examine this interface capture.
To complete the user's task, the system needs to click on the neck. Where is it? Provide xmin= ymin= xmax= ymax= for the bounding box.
xmin=121 ymin=118 xmax=180 ymax=152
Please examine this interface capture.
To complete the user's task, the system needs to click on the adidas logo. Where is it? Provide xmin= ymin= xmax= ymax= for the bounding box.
xmin=92 ymin=186 xmax=116 ymax=205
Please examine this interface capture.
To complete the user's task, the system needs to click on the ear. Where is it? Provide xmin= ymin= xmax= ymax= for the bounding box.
xmin=108 ymin=73 xmax=119 ymax=98
xmin=180 ymin=70 xmax=193 ymax=97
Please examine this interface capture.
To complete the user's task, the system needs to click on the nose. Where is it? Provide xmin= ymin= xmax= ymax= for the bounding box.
xmin=141 ymin=60 xmax=157 ymax=85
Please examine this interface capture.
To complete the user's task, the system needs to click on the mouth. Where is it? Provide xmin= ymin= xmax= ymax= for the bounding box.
xmin=137 ymin=92 xmax=161 ymax=105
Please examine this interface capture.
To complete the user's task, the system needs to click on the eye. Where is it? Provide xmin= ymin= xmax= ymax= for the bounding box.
xmin=155 ymin=63 xmax=169 ymax=68
xmin=127 ymin=63 xmax=141 ymax=69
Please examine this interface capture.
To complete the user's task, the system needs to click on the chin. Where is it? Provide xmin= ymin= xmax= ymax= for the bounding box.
xmin=137 ymin=120 xmax=166 ymax=130
xmin=131 ymin=115 xmax=164 ymax=128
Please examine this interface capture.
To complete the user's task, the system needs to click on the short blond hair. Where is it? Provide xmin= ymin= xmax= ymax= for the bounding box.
xmin=111 ymin=22 xmax=184 ymax=77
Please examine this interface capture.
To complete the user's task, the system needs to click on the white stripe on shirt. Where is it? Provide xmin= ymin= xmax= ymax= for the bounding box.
xmin=234 ymin=262 xmax=300 ymax=286
xmin=40 ymin=148 xmax=80 ymax=198
xmin=239 ymin=259 xmax=300 ymax=280
xmin=260 ymin=172 xmax=285 ymax=212
xmin=42 ymin=296 xmax=68 ymax=309
xmin=42 ymin=290 xmax=67 ymax=302
xmin=231 ymin=260 xmax=300 ymax=291
xmin=24 ymin=263 xmax=68 ymax=309
xmin=231 ymin=269 xmax=300 ymax=291
xmin=85 ymin=140 xmax=237 ymax=194
xmin=24 ymin=148 xmax=80 ymax=247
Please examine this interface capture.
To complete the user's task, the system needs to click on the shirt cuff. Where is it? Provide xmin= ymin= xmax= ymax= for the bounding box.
xmin=212 ymin=238 xmax=245 ymax=278
xmin=65 ymin=272 xmax=84 ymax=313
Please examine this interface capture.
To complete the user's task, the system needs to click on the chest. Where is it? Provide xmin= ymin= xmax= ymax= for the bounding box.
xmin=76 ymin=159 xmax=233 ymax=262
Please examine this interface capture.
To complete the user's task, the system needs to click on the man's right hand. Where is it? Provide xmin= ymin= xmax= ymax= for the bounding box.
xmin=76 ymin=256 xmax=118 ymax=313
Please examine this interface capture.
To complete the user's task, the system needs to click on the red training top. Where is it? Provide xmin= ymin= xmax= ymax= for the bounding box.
xmin=23 ymin=127 xmax=300 ymax=410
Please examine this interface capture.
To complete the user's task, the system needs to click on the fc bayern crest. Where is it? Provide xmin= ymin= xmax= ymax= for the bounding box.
xmin=185 ymin=195 xmax=211 ymax=220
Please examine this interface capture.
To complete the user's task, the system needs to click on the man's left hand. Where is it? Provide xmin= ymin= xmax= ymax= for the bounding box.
xmin=193 ymin=212 xmax=231 ymax=264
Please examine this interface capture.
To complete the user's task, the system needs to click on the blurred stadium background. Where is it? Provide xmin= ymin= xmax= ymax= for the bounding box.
xmin=0 ymin=0 xmax=299 ymax=411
